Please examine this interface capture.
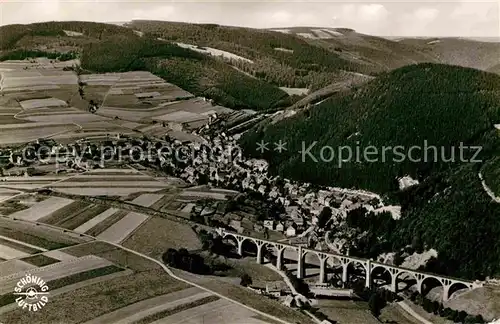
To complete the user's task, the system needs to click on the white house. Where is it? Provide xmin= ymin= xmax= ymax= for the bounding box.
xmin=275 ymin=222 xmax=284 ymax=232
xmin=286 ymin=225 xmax=297 ymax=237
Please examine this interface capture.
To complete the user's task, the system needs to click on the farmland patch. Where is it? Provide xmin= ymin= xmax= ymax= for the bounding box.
xmin=21 ymin=254 xmax=60 ymax=267
xmin=0 ymin=123 xmax=80 ymax=146
xmin=171 ymin=268 xmax=315 ymax=324
xmin=62 ymin=241 xmax=160 ymax=272
xmin=19 ymin=97 xmax=67 ymax=110
xmin=129 ymin=194 xmax=164 ymax=207
xmin=0 ymin=237 xmax=41 ymax=254
xmin=9 ymin=196 xmax=74 ymax=222
xmin=52 ymin=187 xmax=163 ymax=196
xmin=0 ymin=218 xmax=88 ymax=250
xmin=51 ymin=181 xmax=166 ymax=188
xmin=123 ymin=217 xmax=201 ymax=259
xmin=81 ymin=287 xmax=205 ymax=324
xmin=0 ymin=259 xmax=37 ymax=277
xmin=37 ymin=200 xmax=90 ymax=225
xmin=0 ymin=269 xmax=190 ymax=324
xmin=0 ymin=200 xmax=30 ymax=215
xmin=85 ymin=209 xmax=129 ymax=236
xmin=74 ymin=208 xmax=118 ymax=234
xmin=0 ymin=264 xmax=124 ymax=308
xmin=58 ymin=204 xmax=110 ymax=230
xmin=42 ymin=250 xmax=77 ymax=261
xmin=96 ymin=212 xmax=149 ymax=243
xmin=0 ymin=255 xmax=115 ymax=296
xmin=0 ymin=243 xmax=30 ymax=259
xmin=132 ymin=295 xmax=220 ymax=324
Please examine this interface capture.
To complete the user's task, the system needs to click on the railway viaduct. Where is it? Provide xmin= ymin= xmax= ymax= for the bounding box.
xmin=216 ymin=228 xmax=483 ymax=302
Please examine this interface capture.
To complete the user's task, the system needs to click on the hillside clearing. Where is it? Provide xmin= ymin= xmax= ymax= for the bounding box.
xmin=175 ymin=42 xmax=254 ymax=64
xmin=279 ymin=87 xmax=309 ymax=96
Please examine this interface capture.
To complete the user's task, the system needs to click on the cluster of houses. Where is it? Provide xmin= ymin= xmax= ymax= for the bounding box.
xmin=0 ymin=135 xmax=149 ymax=173
xmin=1 ymin=110 xmax=400 ymax=246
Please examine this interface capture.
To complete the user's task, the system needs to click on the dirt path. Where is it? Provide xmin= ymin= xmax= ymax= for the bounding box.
xmin=397 ymin=301 xmax=433 ymax=324
xmin=479 ymin=172 xmax=500 ymax=203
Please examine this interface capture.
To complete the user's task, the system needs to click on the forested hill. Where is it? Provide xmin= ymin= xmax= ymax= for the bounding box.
xmin=241 ymin=63 xmax=500 ymax=192
xmin=240 ymin=63 xmax=500 ymax=279
xmin=0 ymin=21 xmax=374 ymax=111
xmin=2 ymin=21 xmax=498 ymax=112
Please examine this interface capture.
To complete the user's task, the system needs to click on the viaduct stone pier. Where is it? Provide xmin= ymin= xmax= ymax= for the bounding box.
xmin=216 ymin=228 xmax=483 ymax=302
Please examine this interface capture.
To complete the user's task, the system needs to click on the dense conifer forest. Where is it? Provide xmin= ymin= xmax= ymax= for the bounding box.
xmin=241 ymin=63 xmax=500 ymax=279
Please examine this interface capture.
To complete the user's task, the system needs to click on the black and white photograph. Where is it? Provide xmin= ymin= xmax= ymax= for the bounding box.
xmin=0 ymin=1 xmax=499 ymax=323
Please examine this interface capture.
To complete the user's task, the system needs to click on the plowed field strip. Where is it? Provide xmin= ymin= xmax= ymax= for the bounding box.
xmin=149 ymin=194 xmax=176 ymax=211
xmin=58 ymin=205 xmax=109 ymax=230
xmin=0 ymin=265 xmax=124 ymax=307
xmin=38 ymin=201 xmax=91 ymax=225
xmin=131 ymin=296 xmax=220 ymax=324
xmin=86 ymin=210 xmax=129 ymax=236
xmin=0 ymin=238 xmax=40 ymax=254
xmin=0 ymin=226 xmax=73 ymax=250
xmin=21 ymin=254 xmax=60 ymax=267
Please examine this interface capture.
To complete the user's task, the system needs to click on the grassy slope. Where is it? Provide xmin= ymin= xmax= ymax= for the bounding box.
xmin=241 ymin=63 xmax=500 ymax=279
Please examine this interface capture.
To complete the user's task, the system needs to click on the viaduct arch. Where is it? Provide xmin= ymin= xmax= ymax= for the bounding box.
xmin=216 ymin=229 xmax=482 ymax=302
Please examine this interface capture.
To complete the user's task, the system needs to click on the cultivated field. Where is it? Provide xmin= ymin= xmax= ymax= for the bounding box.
xmin=0 ymin=176 xmax=68 ymax=190
xmin=0 ymin=217 xmax=89 ymax=250
xmin=128 ymin=193 xmax=165 ymax=207
xmin=98 ymin=97 xmax=229 ymax=125
xmin=316 ymin=299 xmax=380 ymax=324
xmin=50 ymin=168 xmax=174 ymax=196
xmin=73 ymin=208 xmax=119 ymax=234
xmin=8 ymin=196 xmax=74 ymax=221
xmin=0 ymin=259 xmax=37 ymax=277
xmin=0 ymin=240 xmax=195 ymax=323
xmin=0 ymin=242 xmax=30 ymax=259
xmin=0 ymin=268 xmax=190 ymax=324
xmin=123 ymin=217 xmax=202 ymax=258
xmin=0 ymin=122 xmax=80 ymax=146
xmin=171 ymin=268 xmax=315 ymax=324
xmin=152 ymin=297 xmax=274 ymax=324
xmin=0 ymin=60 xmax=138 ymax=146
xmin=96 ymin=212 xmax=149 ymax=243
xmin=0 ymin=255 xmax=114 ymax=294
